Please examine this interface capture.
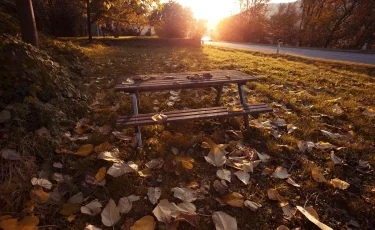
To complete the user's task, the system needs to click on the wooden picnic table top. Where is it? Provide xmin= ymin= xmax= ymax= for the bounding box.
xmin=115 ymin=70 xmax=258 ymax=92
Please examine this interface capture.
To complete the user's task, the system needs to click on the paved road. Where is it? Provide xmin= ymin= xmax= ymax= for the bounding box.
xmin=206 ymin=41 xmax=375 ymax=65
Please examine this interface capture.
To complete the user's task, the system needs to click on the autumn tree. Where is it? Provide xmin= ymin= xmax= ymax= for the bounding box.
xmin=152 ymin=2 xmax=195 ymax=38
xmin=15 ymin=0 xmax=39 ymax=48
xmin=270 ymin=2 xmax=299 ymax=45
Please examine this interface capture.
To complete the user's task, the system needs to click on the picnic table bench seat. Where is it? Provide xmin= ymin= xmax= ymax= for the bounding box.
xmin=115 ymin=70 xmax=273 ymax=147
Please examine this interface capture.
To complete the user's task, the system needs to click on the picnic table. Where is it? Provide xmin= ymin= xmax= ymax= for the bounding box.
xmin=115 ymin=70 xmax=273 ymax=147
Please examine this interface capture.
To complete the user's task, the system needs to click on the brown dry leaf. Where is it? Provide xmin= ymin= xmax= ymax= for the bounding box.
xmin=212 ymin=211 xmax=237 ymax=230
xmin=311 ymin=167 xmax=327 ymax=183
xmin=282 ymin=204 xmax=296 ymax=217
xmin=262 ymin=167 xmax=274 ymax=176
xmin=255 ymin=150 xmax=270 ymax=162
xmin=84 ymin=224 xmax=102 ymax=230
xmin=0 ymin=218 xmax=17 ymax=230
xmin=267 ymin=189 xmax=288 ymax=206
xmin=286 ymin=178 xmax=301 ymax=187
xmin=332 ymin=104 xmax=343 ymax=115
xmin=94 ymin=141 xmax=115 ymax=153
xmin=297 ymin=140 xmax=315 ymax=153
xmin=176 ymin=213 xmax=199 ymax=228
xmin=244 ymin=200 xmax=262 ymax=211
xmin=98 ymin=148 xmax=121 ymax=162
xmin=174 ymin=156 xmax=194 ymax=170
xmin=75 ymin=144 xmax=94 ymax=156
xmin=145 ymin=158 xmax=164 ymax=169
xmin=221 ymin=192 xmax=244 ymax=208
xmin=60 ymin=203 xmax=80 ymax=216
xmin=74 ymin=118 xmax=92 ymax=134
xmin=67 ymin=214 xmax=76 ymax=222
xmin=296 ymin=206 xmax=333 ymax=230
xmin=363 ymin=108 xmax=375 ymax=117
xmin=152 ymin=199 xmax=182 ymax=223
xmin=315 ymin=141 xmax=337 ymax=150
xmin=171 ymin=187 xmax=197 ymax=203
xmin=330 ymin=178 xmax=350 ymax=190
xmin=203 ymin=138 xmax=228 ymax=167
xmin=101 ymin=199 xmax=121 ymax=227
xmin=276 ymin=225 xmax=290 ymax=230
xmin=31 ymin=178 xmax=52 ymax=189
xmin=305 ymin=206 xmax=319 ymax=220
xmin=272 ymin=166 xmax=291 ymax=179
xmin=81 ymin=200 xmax=102 ymax=216
xmin=30 ymin=187 xmax=50 ymax=203
xmin=56 ymin=147 xmax=74 ymax=154
xmin=151 ymin=113 xmax=168 ymax=123
xmin=17 ymin=216 xmax=39 ymax=230
xmin=130 ymin=216 xmax=156 ymax=230
xmin=243 ymin=160 xmax=261 ymax=173
xmin=95 ymin=167 xmax=106 ymax=182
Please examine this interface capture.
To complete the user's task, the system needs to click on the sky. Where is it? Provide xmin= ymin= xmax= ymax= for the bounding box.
xmin=161 ymin=0 xmax=297 ymax=29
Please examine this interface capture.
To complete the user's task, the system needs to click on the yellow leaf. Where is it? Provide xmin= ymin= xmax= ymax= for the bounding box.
xmin=0 ymin=218 xmax=17 ymax=230
xmin=174 ymin=156 xmax=194 ymax=170
xmin=330 ymin=178 xmax=350 ymax=190
xmin=305 ymin=206 xmax=319 ymax=220
xmin=95 ymin=167 xmax=106 ymax=182
xmin=67 ymin=214 xmax=76 ymax=222
xmin=130 ymin=215 xmax=156 ymax=230
xmin=75 ymin=144 xmax=94 ymax=156
xmin=151 ymin=113 xmax=168 ymax=123
xmin=221 ymin=192 xmax=244 ymax=208
xmin=60 ymin=203 xmax=80 ymax=216
xmin=30 ymin=187 xmax=50 ymax=203
xmin=18 ymin=216 xmax=39 ymax=230
xmin=227 ymin=106 xmax=243 ymax=112
xmin=311 ymin=167 xmax=327 ymax=183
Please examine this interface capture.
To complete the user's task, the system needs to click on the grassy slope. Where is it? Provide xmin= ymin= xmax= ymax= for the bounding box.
xmin=67 ymin=39 xmax=375 ymax=229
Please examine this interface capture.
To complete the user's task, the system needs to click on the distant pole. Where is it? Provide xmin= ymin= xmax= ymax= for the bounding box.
xmin=87 ymin=0 xmax=92 ymax=42
xmin=15 ymin=0 xmax=39 ymax=48
xmin=277 ymin=39 xmax=281 ymax=54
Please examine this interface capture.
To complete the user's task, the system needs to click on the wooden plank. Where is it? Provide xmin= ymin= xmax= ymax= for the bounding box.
xmin=118 ymin=103 xmax=268 ymax=121
xmin=116 ymin=104 xmax=273 ymax=127
xmin=115 ymin=70 xmax=258 ymax=92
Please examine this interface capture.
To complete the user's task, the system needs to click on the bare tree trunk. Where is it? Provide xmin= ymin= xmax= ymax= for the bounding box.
xmin=87 ymin=0 xmax=92 ymax=42
xmin=15 ymin=0 xmax=39 ymax=48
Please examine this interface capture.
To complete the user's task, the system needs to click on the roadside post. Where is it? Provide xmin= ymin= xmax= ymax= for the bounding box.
xmin=277 ymin=39 xmax=282 ymax=54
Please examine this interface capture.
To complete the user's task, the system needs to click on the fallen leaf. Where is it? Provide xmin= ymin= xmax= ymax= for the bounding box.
xmin=84 ymin=224 xmax=102 ymax=230
xmin=98 ymin=148 xmax=122 ymax=162
xmin=175 ymin=213 xmax=199 ymax=228
xmin=171 ymin=187 xmax=197 ymax=203
xmin=60 ymin=203 xmax=80 ymax=216
xmin=0 ymin=218 xmax=17 ymax=230
xmin=363 ymin=108 xmax=375 ymax=117
xmin=152 ymin=199 xmax=181 ymax=223
xmin=212 ymin=211 xmax=237 ymax=230
xmin=297 ymin=141 xmax=315 ymax=153
xmin=216 ymin=169 xmax=231 ymax=182
xmin=311 ymin=167 xmax=327 ymax=183
xmin=213 ymin=180 xmax=229 ymax=195
xmin=262 ymin=168 xmax=274 ymax=176
xmin=145 ymin=158 xmax=164 ymax=169
xmin=277 ymin=225 xmax=290 ymax=230
xmin=332 ymin=104 xmax=343 ymax=115
xmin=85 ymin=175 xmax=106 ymax=186
xmin=75 ymin=144 xmax=94 ymax=156
xmin=234 ymin=171 xmax=250 ymax=185
xmin=30 ymin=187 xmax=50 ymax=203
xmin=287 ymin=124 xmax=297 ymax=134
xmin=174 ymin=156 xmax=194 ymax=170
xmin=17 ymin=216 xmax=39 ymax=230
xmin=286 ymin=178 xmax=301 ymax=187
xmin=53 ymin=162 xmax=63 ymax=168
xmin=94 ymin=141 xmax=115 ymax=153
xmin=67 ymin=214 xmax=76 ymax=222
xmin=255 ymin=150 xmax=270 ymax=162
xmin=272 ymin=166 xmax=290 ymax=179
xmin=296 ymin=206 xmax=333 ymax=230
xmin=221 ymin=192 xmax=244 ymax=208
xmin=101 ymin=199 xmax=121 ymax=227
xmin=305 ymin=206 xmax=319 ymax=220
xmin=177 ymin=202 xmax=196 ymax=214
xmin=315 ymin=141 xmax=336 ymax=150
xmin=118 ymin=197 xmax=133 ymax=214
xmin=107 ymin=161 xmax=138 ymax=177
xmin=330 ymin=152 xmax=347 ymax=165
xmin=68 ymin=192 xmax=84 ymax=204
xmin=242 ymin=160 xmax=261 ymax=173
xmin=31 ymin=178 xmax=52 ymax=190
xmin=330 ymin=178 xmax=350 ymax=190
xmin=36 ymin=127 xmax=50 ymax=137
xmin=267 ymin=189 xmax=288 ymax=206
xmin=130 ymin=216 xmax=156 ymax=230
xmin=282 ymin=204 xmax=296 ymax=217
xmin=148 ymin=187 xmax=162 ymax=205
xmin=1 ymin=149 xmax=21 ymax=160
xmin=95 ymin=167 xmax=106 ymax=182
xmin=244 ymin=200 xmax=262 ymax=211
xmin=98 ymin=125 xmax=111 ymax=135
xmin=171 ymin=147 xmax=179 ymax=155
xmin=227 ymin=106 xmax=243 ymax=112
xmin=52 ymin=173 xmax=64 ymax=183
xmin=203 ymin=138 xmax=228 ymax=167
xmin=151 ymin=113 xmax=168 ymax=123
xmin=81 ymin=200 xmax=102 ymax=216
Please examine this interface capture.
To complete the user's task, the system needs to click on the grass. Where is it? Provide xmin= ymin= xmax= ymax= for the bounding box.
xmin=70 ymin=38 xmax=375 ymax=229
xmin=3 ymin=37 xmax=374 ymax=229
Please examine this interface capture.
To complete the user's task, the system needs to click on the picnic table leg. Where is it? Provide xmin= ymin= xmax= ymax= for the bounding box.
xmin=132 ymin=92 xmax=142 ymax=148
xmin=237 ymin=83 xmax=250 ymax=130
xmin=215 ymin=86 xmax=223 ymax=105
